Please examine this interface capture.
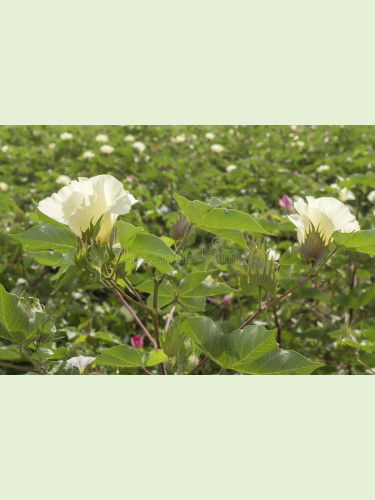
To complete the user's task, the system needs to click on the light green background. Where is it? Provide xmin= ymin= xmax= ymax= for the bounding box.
xmin=1 ymin=1 xmax=375 ymax=498
xmin=1 ymin=0 xmax=375 ymax=124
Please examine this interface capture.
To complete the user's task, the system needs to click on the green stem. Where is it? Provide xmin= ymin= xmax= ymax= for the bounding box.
xmin=152 ymin=278 xmax=167 ymax=375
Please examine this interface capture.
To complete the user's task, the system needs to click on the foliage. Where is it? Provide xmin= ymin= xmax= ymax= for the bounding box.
xmin=1 ymin=125 xmax=375 ymax=375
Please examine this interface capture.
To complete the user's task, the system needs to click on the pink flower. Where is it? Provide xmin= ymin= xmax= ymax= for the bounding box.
xmin=131 ymin=335 xmax=144 ymax=349
xmin=278 ymin=195 xmax=294 ymax=212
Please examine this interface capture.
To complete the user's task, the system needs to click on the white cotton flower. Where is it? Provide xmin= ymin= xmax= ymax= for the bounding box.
xmin=133 ymin=141 xmax=145 ymax=153
xmin=288 ymin=196 xmax=360 ymax=245
xmin=226 ymin=165 xmax=237 ymax=173
xmin=317 ymin=165 xmax=330 ymax=173
xmin=0 ymin=182 xmax=9 ymax=191
xmin=67 ymin=355 xmax=96 ymax=374
xmin=124 ymin=135 xmax=135 ymax=142
xmin=368 ymin=190 xmax=375 ymax=202
xmin=48 ymin=143 xmax=56 ymax=149
xmin=60 ymin=132 xmax=73 ymax=141
xmin=211 ymin=144 xmax=224 ymax=153
xmin=56 ymin=175 xmax=72 ymax=186
xmin=267 ymin=249 xmax=281 ymax=261
xmin=100 ymin=145 xmax=114 ymax=155
xmin=95 ymin=134 xmax=109 ymax=143
xmin=205 ymin=132 xmax=215 ymax=140
xmin=38 ymin=174 xmax=138 ymax=243
xmin=1 ymin=145 xmax=9 ymax=153
xmin=83 ymin=151 xmax=95 ymax=159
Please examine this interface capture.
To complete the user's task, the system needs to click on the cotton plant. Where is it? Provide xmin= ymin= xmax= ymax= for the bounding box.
xmin=3 ymin=172 xmax=375 ymax=376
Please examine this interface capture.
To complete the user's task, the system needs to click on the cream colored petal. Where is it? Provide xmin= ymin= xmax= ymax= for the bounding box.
xmin=288 ymin=214 xmax=306 ymax=243
xmin=304 ymin=206 xmax=336 ymax=243
xmin=38 ymin=183 xmax=85 ymax=224
xmin=97 ymin=213 xmax=119 ymax=243
xmin=315 ymin=197 xmax=360 ymax=233
xmin=293 ymin=198 xmax=308 ymax=217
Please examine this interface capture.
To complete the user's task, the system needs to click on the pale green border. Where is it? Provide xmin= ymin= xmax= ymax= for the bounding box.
xmin=1 ymin=377 xmax=374 ymax=498
xmin=2 ymin=0 xmax=375 ymax=124
xmin=1 ymin=1 xmax=375 ymax=497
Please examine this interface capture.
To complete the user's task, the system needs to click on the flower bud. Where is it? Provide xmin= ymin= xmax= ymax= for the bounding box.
xmin=170 ymin=216 xmax=195 ymax=246
xmin=239 ymin=242 xmax=279 ymax=295
xmin=131 ymin=335 xmax=144 ymax=349
xmin=299 ymin=225 xmax=329 ymax=264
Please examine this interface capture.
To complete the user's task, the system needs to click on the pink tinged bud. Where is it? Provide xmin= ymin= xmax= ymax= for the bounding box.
xmin=325 ymin=129 xmax=330 ymax=135
xmin=131 ymin=335 xmax=144 ymax=349
xmin=278 ymin=195 xmax=294 ymax=212
xmin=223 ymin=295 xmax=232 ymax=308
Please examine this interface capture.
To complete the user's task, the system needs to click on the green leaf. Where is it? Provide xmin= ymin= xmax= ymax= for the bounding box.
xmin=11 ymin=224 xmax=77 ymax=253
xmin=201 ymin=208 xmax=271 ymax=235
xmin=116 ymin=221 xmax=143 ymax=247
xmin=174 ymin=193 xmax=212 ymax=224
xmin=203 ymin=228 xmax=247 ymax=249
xmin=174 ymin=193 xmax=271 ymax=235
xmin=30 ymin=251 xmax=64 ymax=266
xmin=124 ymin=233 xmax=181 ymax=272
xmin=52 ymin=265 xmax=81 ymax=294
xmin=137 ymin=279 xmax=176 ymax=307
xmin=334 ymin=230 xmax=375 ymax=254
xmin=181 ymin=316 xmax=323 ymax=375
xmin=178 ymin=271 xmax=236 ymax=297
xmin=178 ymin=296 xmax=206 ymax=312
xmin=0 ymin=284 xmax=55 ymax=345
xmin=0 ymin=345 xmax=23 ymax=362
xmin=143 ymin=349 xmax=169 ymax=367
xmin=96 ymin=344 xmax=143 ymax=367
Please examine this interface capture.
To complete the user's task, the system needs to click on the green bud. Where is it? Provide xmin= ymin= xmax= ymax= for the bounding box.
xmin=239 ymin=241 xmax=279 ymax=295
xmin=170 ymin=216 xmax=195 ymax=246
xmin=299 ymin=225 xmax=329 ymax=264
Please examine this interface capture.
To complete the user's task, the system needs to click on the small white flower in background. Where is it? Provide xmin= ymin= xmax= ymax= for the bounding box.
xmin=290 ymin=125 xmax=299 ymax=131
xmin=124 ymin=135 xmax=135 ymax=142
xmin=174 ymin=134 xmax=186 ymax=143
xmin=0 ymin=182 xmax=9 ymax=191
xmin=289 ymin=196 xmax=360 ymax=245
xmin=100 ymin=145 xmax=114 ymax=155
xmin=267 ymin=249 xmax=281 ymax=261
xmin=56 ymin=175 xmax=71 ymax=186
xmin=67 ymin=355 xmax=96 ymax=374
xmin=133 ymin=141 xmax=145 ymax=153
xmin=317 ymin=165 xmax=330 ymax=173
xmin=1 ymin=145 xmax=9 ymax=153
xmin=205 ymin=132 xmax=215 ymax=140
xmin=211 ymin=144 xmax=224 ymax=153
xmin=156 ymin=204 xmax=169 ymax=216
xmin=48 ymin=143 xmax=56 ymax=149
xmin=38 ymin=174 xmax=138 ymax=243
xmin=95 ymin=134 xmax=109 ymax=143
xmin=83 ymin=151 xmax=95 ymax=159
xmin=226 ymin=165 xmax=237 ymax=173
xmin=335 ymin=186 xmax=355 ymax=202
xmin=368 ymin=190 xmax=375 ymax=202
xmin=60 ymin=132 xmax=73 ymax=141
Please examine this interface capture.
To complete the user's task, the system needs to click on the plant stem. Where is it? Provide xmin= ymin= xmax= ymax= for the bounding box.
xmin=258 ymin=286 xmax=262 ymax=311
xmin=165 ymin=294 xmax=178 ymax=334
xmin=152 ymin=278 xmax=167 ymax=375
xmin=240 ymin=275 xmax=312 ymax=329
xmin=117 ymin=270 xmax=147 ymax=306
xmin=109 ymin=279 xmax=153 ymax=314
xmin=19 ymin=346 xmax=43 ymax=374
xmin=357 ymin=358 xmax=375 ymax=375
xmin=111 ymin=288 xmax=158 ymax=348
xmin=187 ymin=355 xmax=209 ymax=375
xmin=0 ymin=360 xmax=38 ymax=373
